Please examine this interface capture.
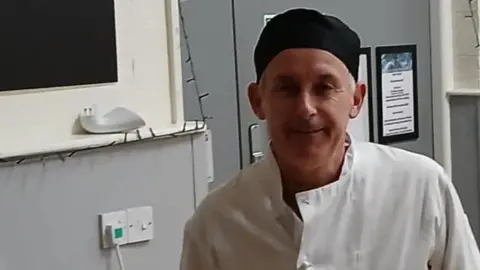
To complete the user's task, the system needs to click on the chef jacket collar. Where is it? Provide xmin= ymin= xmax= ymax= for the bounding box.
xmin=259 ymin=134 xmax=356 ymax=218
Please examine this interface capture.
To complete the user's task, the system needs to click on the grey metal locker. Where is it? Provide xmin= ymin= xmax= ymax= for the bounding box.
xmin=231 ymin=0 xmax=434 ymax=166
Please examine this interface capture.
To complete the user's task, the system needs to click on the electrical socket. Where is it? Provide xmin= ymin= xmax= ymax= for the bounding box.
xmin=99 ymin=210 xmax=128 ymax=249
xmin=80 ymin=104 xmax=98 ymax=117
xmin=99 ymin=206 xmax=154 ymax=248
xmin=81 ymin=107 xmax=93 ymax=117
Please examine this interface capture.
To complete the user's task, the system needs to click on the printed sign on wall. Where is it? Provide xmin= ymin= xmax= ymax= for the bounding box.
xmin=375 ymin=44 xmax=419 ymax=144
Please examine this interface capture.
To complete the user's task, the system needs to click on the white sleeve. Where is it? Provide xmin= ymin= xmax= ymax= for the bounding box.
xmin=428 ymin=171 xmax=480 ymax=269
xmin=179 ymin=223 xmax=217 ymax=270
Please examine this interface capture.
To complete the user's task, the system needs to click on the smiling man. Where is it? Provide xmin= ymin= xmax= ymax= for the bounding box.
xmin=179 ymin=8 xmax=480 ymax=270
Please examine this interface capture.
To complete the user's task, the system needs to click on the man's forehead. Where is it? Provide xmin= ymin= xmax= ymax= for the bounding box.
xmin=272 ymin=73 xmax=337 ymax=83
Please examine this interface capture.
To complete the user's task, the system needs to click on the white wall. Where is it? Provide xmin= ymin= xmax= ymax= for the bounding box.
xmin=0 ymin=132 xmax=209 ymax=269
xmin=0 ymin=0 xmax=184 ymax=157
xmin=453 ymin=0 xmax=480 ymax=89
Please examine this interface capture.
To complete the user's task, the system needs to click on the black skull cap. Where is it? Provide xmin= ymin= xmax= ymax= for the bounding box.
xmin=254 ymin=8 xmax=361 ymax=82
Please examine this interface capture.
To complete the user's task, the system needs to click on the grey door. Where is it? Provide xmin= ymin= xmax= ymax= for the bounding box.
xmin=232 ymin=0 xmax=434 ymax=167
xmin=180 ymin=1 xmax=241 ymax=187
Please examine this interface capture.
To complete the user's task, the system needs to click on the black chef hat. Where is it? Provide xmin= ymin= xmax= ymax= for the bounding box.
xmin=254 ymin=8 xmax=361 ymax=82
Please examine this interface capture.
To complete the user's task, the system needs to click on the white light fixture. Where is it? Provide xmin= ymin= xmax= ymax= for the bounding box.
xmin=79 ymin=106 xmax=146 ymax=134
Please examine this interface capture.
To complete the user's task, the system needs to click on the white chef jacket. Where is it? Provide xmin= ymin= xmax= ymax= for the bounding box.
xmin=179 ymin=138 xmax=480 ymax=270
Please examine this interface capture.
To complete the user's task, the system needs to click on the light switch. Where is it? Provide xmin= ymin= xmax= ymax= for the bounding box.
xmin=126 ymin=206 xmax=154 ymax=244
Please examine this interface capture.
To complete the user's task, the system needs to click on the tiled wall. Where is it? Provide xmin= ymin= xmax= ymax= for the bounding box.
xmin=453 ymin=0 xmax=480 ymax=89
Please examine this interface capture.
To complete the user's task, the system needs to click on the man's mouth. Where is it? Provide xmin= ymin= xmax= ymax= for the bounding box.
xmin=292 ymin=128 xmax=324 ymax=134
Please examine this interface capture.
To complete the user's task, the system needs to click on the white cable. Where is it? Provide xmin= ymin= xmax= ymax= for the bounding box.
xmin=115 ymin=244 xmax=125 ymax=270
xmin=106 ymin=225 xmax=126 ymax=270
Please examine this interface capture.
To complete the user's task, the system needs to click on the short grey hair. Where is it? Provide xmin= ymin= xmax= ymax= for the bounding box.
xmin=348 ymin=74 xmax=356 ymax=92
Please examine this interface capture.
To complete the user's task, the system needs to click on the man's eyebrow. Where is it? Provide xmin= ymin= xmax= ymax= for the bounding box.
xmin=272 ymin=75 xmax=297 ymax=84
xmin=271 ymin=72 xmax=339 ymax=85
xmin=316 ymin=73 xmax=336 ymax=81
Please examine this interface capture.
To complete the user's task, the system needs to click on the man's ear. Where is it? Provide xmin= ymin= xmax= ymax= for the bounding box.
xmin=247 ymin=82 xmax=266 ymax=120
xmin=349 ymin=83 xmax=366 ymax=119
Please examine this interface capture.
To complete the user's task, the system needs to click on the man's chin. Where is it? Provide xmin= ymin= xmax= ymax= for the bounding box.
xmin=290 ymin=146 xmax=327 ymax=162
xmin=272 ymin=136 xmax=330 ymax=160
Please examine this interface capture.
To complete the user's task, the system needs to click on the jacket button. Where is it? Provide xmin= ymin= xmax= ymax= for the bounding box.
xmin=298 ymin=261 xmax=312 ymax=270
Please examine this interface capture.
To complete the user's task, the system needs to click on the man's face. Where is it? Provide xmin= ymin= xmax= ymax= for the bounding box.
xmin=248 ymin=48 xmax=365 ymax=169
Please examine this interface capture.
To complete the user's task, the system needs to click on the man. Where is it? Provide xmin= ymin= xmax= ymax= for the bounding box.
xmin=180 ymin=8 xmax=480 ymax=270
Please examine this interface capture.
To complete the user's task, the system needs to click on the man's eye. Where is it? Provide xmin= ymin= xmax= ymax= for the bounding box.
xmin=321 ymin=84 xmax=335 ymax=90
xmin=278 ymin=83 xmax=295 ymax=89
xmin=315 ymin=84 xmax=335 ymax=94
xmin=276 ymin=84 xmax=297 ymax=93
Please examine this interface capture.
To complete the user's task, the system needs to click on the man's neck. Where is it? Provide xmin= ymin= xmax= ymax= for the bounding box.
xmin=279 ymin=139 xmax=348 ymax=194
xmin=277 ymin=139 xmax=348 ymax=219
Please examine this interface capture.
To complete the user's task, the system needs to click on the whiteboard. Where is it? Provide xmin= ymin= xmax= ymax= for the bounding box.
xmin=347 ymin=49 xmax=373 ymax=142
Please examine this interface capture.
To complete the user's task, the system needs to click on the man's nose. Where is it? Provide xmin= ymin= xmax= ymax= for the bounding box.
xmin=295 ymin=93 xmax=317 ymax=118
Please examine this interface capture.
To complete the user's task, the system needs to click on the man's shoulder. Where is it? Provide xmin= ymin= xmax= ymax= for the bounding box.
xmin=355 ymin=141 xmax=444 ymax=175
xmin=184 ymin=162 xmax=263 ymax=237
xmin=354 ymin=142 xmax=448 ymax=191
xmin=355 ymin=142 xmax=451 ymax=213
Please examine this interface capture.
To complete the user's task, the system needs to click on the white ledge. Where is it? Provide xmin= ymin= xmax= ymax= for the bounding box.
xmin=0 ymin=120 xmax=206 ymax=161
xmin=447 ymin=88 xmax=480 ymax=96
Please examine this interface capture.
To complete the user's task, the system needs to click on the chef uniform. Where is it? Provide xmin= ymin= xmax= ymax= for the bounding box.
xmin=180 ymin=138 xmax=480 ymax=269
xmin=179 ymin=8 xmax=480 ymax=270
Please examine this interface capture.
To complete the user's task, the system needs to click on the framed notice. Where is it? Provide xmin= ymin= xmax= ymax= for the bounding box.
xmin=347 ymin=47 xmax=374 ymax=142
xmin=375 ymin=45 xmax=419 ymax=144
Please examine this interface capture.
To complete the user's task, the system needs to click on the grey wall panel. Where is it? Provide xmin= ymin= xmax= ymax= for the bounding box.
xmin=0 ymin=134 xmax=206 ymax=269
xmin=450 ymin=96 xmax=480 ymax=241
xmin=180 ymin=1 xmax=241 ymax=185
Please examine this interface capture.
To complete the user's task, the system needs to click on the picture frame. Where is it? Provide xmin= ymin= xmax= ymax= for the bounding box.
xmin=375 ymin=44 xmax=419 ymax=144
